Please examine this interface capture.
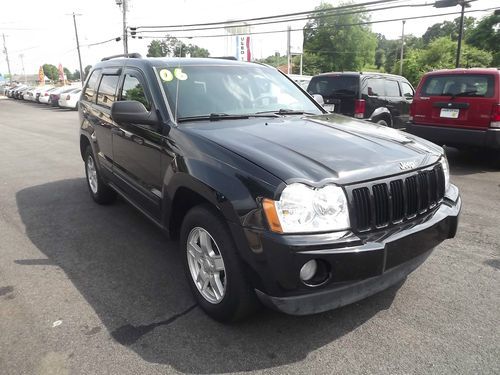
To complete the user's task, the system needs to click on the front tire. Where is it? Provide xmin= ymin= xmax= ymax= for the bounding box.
xmin=84 ymin=146 xmax=116 ymax=205
xmin=180 ymin=205 xmax=259 ymax=322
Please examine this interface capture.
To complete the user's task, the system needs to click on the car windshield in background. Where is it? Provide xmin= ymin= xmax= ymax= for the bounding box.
xmin=421 ymin=74 xmax=495 ymax=98
xmin=308 ymin=75 xmax=359 ymax=98
xmin=155 ymin=64 xmax=322 ymax=121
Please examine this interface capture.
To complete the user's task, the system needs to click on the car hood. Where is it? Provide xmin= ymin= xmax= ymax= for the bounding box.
xmin=182 ymin=114 xmax=443 ymax=185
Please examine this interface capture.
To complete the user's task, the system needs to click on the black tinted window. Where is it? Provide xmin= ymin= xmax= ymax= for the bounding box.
xmin=421 ymin=74 xmax=495 ymax=97
xmin=385 ymin=80 xmax=400 ymax=97
xmin=307 ymin=75 xmax=359 ymax=98
xmin=83 ymin=70 xmax=99 ymax=102
xmin=121 ymin=74 xmax=151 ymax=111
xmin=364 ymin=78 xmax=384 ymax=96
xmin=97 ymin=75 xmax=119 ymax=109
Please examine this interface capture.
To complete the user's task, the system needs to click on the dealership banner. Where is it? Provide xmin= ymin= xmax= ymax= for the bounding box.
xmin=38 ymin=66 xmax=45 ymax=84
xmin=236 ymin=35 xmax=251 ymax=62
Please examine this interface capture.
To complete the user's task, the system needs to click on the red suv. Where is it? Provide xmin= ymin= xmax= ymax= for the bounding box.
xmin=407 ymin=68 xmax=500 ymax=150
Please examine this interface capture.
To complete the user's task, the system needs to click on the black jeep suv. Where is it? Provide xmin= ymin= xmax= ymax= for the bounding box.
xmin=79 ymin=54 xmax=461 ymax=322
xmin=307 ymin=72 xmax=415 ymax=129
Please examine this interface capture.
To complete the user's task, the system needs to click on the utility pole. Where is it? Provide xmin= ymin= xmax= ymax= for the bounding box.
xmin=2 ymin=34 xmax=12 ymax=85
xmin=72 ymin=13 xmax=84 ymax=84
xmin=286 ymin=26 xmax=291 ymax=74
xmin=19 ymin=54 xmax=26 ymax=84
xmin=116 ymin=0 xmax=128 ymax=54
xmin=399 ymin=20 xmax=406 ymax=76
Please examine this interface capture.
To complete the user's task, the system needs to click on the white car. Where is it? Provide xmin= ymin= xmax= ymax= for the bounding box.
xmin=58 ymin=88 xmax=82 ymax=110
xmin=23 ymin=87 xmax=36 ymax=101
xmin=39 ymin=87 xmax=57 ymax=104
xmin=288 ymin=74 xmax=312 ymax=90
xmin=33 ymin=85 xmax=54 ymax=102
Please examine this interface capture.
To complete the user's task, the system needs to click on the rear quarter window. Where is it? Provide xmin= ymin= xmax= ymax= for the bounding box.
xmin=83 ymin=70 xmax=100 ymax=102
xmin=421 ymin=74 xmax=495 ymax=98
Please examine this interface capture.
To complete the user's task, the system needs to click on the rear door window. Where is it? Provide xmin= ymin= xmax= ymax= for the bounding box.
xmin=363 ymin=78 xmax=384 ymax=97
xmin=385 ymin=80 xmax=401 ymax=97
xmin=421 ymin=74 xmax=495 ymax=97
xmin=96 ymin=75 xmax=120 ymax=109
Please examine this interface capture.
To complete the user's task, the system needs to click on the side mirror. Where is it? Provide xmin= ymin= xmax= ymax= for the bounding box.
xmin=404 ymin=93 xmax=414 ymax=99
xmin=111 ymin=100 xmax=159 ymax=126
xmin=312 ymin=94 xmax=325 ymax=106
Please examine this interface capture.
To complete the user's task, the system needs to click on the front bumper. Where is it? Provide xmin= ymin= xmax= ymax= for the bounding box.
xmin=407 ymin=122 xmax=500 ymax=149
xmin=232 ymin=185 xmax=461 ymax=316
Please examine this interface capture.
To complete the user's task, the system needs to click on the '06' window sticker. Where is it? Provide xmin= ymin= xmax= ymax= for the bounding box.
xmin=160 ymin=68 xmax=188 ymax=82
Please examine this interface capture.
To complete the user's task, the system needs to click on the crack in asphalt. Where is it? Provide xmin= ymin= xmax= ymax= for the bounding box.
xmin=110 ymin=304 xmax=197 ymax=346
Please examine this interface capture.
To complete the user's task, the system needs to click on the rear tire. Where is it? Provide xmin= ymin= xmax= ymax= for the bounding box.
xmin=376 ymin=119 xmax=389 ymax=127
xmin=84 ymin=146 xmax=116 ymax=205
xmin=180 ymin=204 xmax=259 ymax=322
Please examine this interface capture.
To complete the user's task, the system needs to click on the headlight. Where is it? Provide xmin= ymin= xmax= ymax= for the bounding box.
xmin=263 ymin=183 xmax=350 ymax=233
xmin=440 ymin=156 xmax=450 ymax=191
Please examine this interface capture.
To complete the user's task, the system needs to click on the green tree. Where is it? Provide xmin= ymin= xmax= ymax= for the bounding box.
xmin=84 ymin=65 xmax=92 ymax=78
xmin=63 ymin=67 xmax=72 ymax=80
xmin=395 ymin=37 xmax=492 ymax=86
xmin=466 ymin=13 xmax=500 ymax=66
xmin=303 ymin=2 xmax=377 ymax=73
xmin=146 ymin=39 xmax=171 ymax=57
xmin=147 ymin=36 xmax=209 ymax=58
xmin=72 ymin=70 xmax=81 ymax=80
xmin=42 ymin=64 xmax=59 ymax=81
xmin=374 ymin=49 xmax=386 ymax=70
xmin=422 ymin=17 xmax=476 ymax=45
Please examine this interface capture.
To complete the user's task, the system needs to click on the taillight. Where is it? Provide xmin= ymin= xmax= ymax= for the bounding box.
xmin=44 ymin=93 xmax=48 ymax=96
xmin=491 ymin=104 xmax=500 ymax=128
xmin=409 ymin=101 xmax=415 ymax=122
xmin=354 ymin=99 xmax=365 ymax=118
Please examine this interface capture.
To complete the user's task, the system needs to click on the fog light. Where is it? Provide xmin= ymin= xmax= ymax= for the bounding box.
xmin=300 ymin=260 xmax=318 ymax=281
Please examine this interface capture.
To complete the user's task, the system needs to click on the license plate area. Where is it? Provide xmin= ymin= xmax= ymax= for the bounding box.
xmin=440 ymin=108 xmax=459 ymax=118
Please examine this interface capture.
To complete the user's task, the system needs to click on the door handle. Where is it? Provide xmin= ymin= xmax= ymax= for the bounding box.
xmin=132 ymin=136 xmax=144 ymax=145
xmin=111 ymin=128 xmax=121 ymax=135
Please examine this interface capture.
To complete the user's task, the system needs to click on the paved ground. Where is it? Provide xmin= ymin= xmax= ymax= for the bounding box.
xmin=0 ymin=98 xmax=499 ymax=375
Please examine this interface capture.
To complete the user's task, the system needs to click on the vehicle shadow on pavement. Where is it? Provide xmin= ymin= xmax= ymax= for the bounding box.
xmin=445 ymin=146 xmax=500 ymax=176
xmin=16 ymin=178 xmax=402 ymax=373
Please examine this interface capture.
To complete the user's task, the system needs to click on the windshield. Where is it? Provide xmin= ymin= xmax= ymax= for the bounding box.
xmin=155 ymin=63 xmax=322 ymax=121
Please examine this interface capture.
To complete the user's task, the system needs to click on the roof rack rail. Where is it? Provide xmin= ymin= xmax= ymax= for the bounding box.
xmin=209 ymin=56 xmax=238 ymax=61
xmin=101 ymin=53 xmax=142 ymax=61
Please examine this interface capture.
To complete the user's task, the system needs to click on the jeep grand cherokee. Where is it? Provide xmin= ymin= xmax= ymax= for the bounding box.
xmin=79 ymin=54 xmax=461 ymax=322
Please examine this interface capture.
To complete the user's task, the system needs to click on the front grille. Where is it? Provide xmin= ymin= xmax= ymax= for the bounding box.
xmin=350 ymin=164 xmax=446 ymax=232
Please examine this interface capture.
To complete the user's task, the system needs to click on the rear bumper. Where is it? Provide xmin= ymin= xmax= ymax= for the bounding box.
xmin=241 ymin=185 xmax=461 ymax=315
xmin=407 ymin=122 xmax=500 ymax=149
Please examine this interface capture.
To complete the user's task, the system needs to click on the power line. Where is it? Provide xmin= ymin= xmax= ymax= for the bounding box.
xmin=134 ymin=2 xmax=432 ymax=35
xmin=134 ymin=7 xmax=499 ymax=40
xmin=134 ymin=0 xmax=405 ymax=29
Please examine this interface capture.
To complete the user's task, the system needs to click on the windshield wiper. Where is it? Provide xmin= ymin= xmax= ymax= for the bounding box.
xmin=256 ymin=109 xmax=318 ymax=116
xmin=445 ymin=90 xmax=481 ymax=99
xmin=177 ymin=113 xmax=279 ymax=123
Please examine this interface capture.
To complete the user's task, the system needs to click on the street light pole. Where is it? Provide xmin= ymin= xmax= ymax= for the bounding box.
xmin=72 ymin=13 xmax=85 ymax=83
xmin=434 ymin=0 xmax=473 ymax=68
xmin=455 ymin=2 xmax=465 ymax=68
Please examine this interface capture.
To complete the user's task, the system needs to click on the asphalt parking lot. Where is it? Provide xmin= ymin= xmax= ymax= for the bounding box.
xmin=0 ymin=98 xmax=499 ymax=375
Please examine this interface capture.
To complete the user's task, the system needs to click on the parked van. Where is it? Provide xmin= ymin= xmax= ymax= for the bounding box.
xmin=407 ymin=68 xmax=500 ymax=150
